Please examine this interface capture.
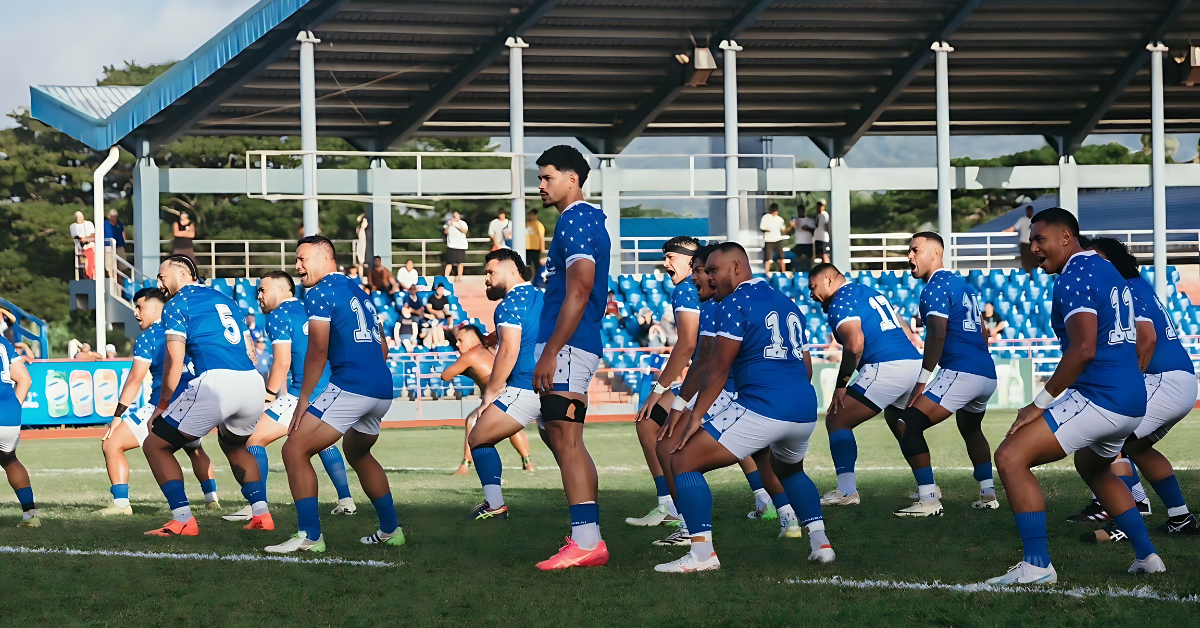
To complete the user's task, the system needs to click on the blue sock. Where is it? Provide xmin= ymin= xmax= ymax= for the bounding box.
xmin=674 ymin=471 xmax=713 ymax=534
xmin=1150 ymin=475 xmax=1187 ymax=511
xmin=569 ymin=502 xmax=600 ymax=527
xmin=372 ymin=493 xmax=399 ymax=534
xmin=653 ymin=474 xmax=669 ymax=498
xmin=160 ymin=480 xmax=189 ymax=510
xmin=1120 ymin=474 xmax=1140 ymax=492
xmin=248 ymin=445 xmax=269 ymax=488
xmin=1112 ymin=507 xmax=1156 ymax=560
xmin=973 ymin=463 xmax=993 ymax=482
xmin=296 ymin=496 xmax=321 ymax=539
xmin=15 ymin=486 xmax=35 ymax=511
xmin=913 ymin=465 xmax=936 ymax=488
xmin=745 ymin=470 xmax=764 ymax=493
xmin=471 ymin=446 xmax=502 ymax=486
xmin=200 ymin=479 xmax=217 ymax=496
xmin=110 ymin=484 xmax=129 ymax=501
xmin=829 ymin=429 xmax=857 ymax=476
xmin=1129 ymin=461 xmax=1141 ymax=484
xmin=1014 ymin=511 xmax=1051 ymax=568
xmin=771 ymin=491 xmax=791 ymax=509
xmin=779 ymin=470 xmax=823 ymax=526
xmin=318 ymin=446 xmax=352 ymax=500
xmin=240 ymin=480 xmax=266 ymax=507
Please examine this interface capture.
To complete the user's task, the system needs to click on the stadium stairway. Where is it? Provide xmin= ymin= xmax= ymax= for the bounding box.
xmin=453 ymin=277 xmax=498 ymax=331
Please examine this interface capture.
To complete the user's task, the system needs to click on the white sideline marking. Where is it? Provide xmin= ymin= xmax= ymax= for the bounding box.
xmin=0 ymin=545 xmax=399 ymax=568
xmin=786 ymin=575 xmax=1200 ymax=603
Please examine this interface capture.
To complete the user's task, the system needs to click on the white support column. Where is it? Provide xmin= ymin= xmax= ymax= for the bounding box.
xmin=132 ymin=138 xmax=160 ymax=278
xmin=933 ymin=41 xmax=954 ymax=267
xmin=507 ymin=37 xmax=528 ymax=264
xmin=829 ymin=158 xmax=851 ymax=271
xmin=721 ymin=40 xmax=742 ymax=243
xmin=298 ymin=30 xmax=320 ymax=236
xmin=93 ymin=146 xmax=120 ymax=352
xmin=1058 ymin=154 xmax=1078 ymax=215
xmin=1149 ymin=42 xmax=1169 ymax=299
xmin=601 ymin=160 xmax=622 ymax=276
xmin=369 ymin=156 xmax=391 ymax=270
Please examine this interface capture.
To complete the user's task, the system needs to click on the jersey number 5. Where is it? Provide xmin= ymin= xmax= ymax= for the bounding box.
xmin=1108 ymin=286 xmax=1137 ymax=345
xmin=215 ymin=304 xmax=241 ymax=345
xmin=764 ymin=311 xmax=806 ymax=360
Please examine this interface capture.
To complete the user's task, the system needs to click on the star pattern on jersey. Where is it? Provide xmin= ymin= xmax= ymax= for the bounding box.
xmin=826 ymin=287 xmax=857 ymax=327
xmin=671 ymin=280 xmax=699 ymax=312
xmin=133 ymin=323 xmax=161 ymax=360
xmin=556 ymin=206 xmax=603 ymax=260
xmin=305 ymin=279 xmax=334 ymax=318
xmin=161 ymin=291 xmax=192 ymax=335
xmin=920 ymin=272 xmax=952 ymax=315
xmin=699 ymin=299 xmax=719 ymax=334
xmin=496 ymin=285 xmax=541 ymax=327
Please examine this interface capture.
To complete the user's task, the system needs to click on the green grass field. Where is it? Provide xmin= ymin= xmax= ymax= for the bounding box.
xmin=2 ymin=410 xmax=1199 ymax=626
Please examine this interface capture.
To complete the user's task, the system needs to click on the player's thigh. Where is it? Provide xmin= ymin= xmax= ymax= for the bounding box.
xmin=105 ymin=420 xmax=142 ymax=454
xmin=309 ymin=384 xmax=392 ymax=438
xmin=923 ymin=370 xmax=995 ymax=422
xmin=699 ymin=403 xmax=788 ymax=465
xmin=828 ymin=388 xmax=882 ymax=431
xmin=285 ymin=411 xmax=347 ymax=459
xmin=769 ymin=421 xmax=818 ymax=465
xmin=342 ymin=427 xmax=380 ymax=461
xmin=671 ymin=424 xmax=740 ymax=474
xmin=0 ymin=423 xmax=21 ymax=455
xmin=249 ymin=415 xmax=289 ymax=447
xmin=470 ymin=403 xmax=529 ymax=448
xmin=995 ymin=411 xmax=1067 ymax=471
xmin=534 ymin=343 xmax=599 ymax=398
xmin=1044 ymin=390 xmax=1141 ymax=461
xmin=164 ymin=373 xmax=220 ymax=439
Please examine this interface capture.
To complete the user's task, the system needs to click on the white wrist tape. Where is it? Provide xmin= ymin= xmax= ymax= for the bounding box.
xmin=1033 ymin=389 xmax=1056 ymax=409
xmin=917 ymin=369 xmax=934 ymax=385
xmin=670 ymin=395 xmax=688 ymax=411
xmin=652 ymin=382 xmax=669 ymax=395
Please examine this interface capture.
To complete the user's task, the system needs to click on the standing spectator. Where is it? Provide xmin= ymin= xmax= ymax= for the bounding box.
xmin=813 ymin=199 xmax=831 ymax=264
xmin=395 ymin=259 xmax=420 ymax=290
xmin=792 ymin=210 xmax=816 ymax=272
xmin=443 ymin=211 xmax=468 ymax=280
xmin=425 ymin=284 xmax=454 ymax=325
xmin=172 ymin=211 xmax=196 ymax=264
xmin=70 ymin=211 xmax=97 ymax=279
xmin=526 ymin=207 xmax=547 ymax=287
xmin=368 ymin=256 xmax=400 ymax=295
xmin=346 ymin=264 xmax=364 ymax=286
xmin=488 ymin=210 xmax=513 ymax=251
xmin=1003 ymin=205 xmax=1036 ymax=271
xmin=982 ymin=302 xmax=1007 ymax=343
xmin=73 ymin=342 xmax=102 ymax=361
xmin=759 ymin=202 xmax=787 ymax=273
xmin=104 ymin=209 xmax=127 ymax=276
xmin=354 ymin=213 xmax=369 ymax=268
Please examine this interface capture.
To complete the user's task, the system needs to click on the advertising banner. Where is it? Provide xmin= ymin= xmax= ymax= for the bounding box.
xmin=19 ymin=359 xmax=149 ymax=427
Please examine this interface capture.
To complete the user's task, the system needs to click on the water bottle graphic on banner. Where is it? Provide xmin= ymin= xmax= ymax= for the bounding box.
xmin=70 ymin=370 xmax=94 ymax=417
xmin=46 ymin=370 xmax=70 ymax=418
xmin=94 ymin=369 xmax=118 ymax=417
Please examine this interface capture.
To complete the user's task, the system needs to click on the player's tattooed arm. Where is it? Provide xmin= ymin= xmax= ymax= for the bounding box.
xmin=834 ymin=321 xmax=863 ymax=389
xmin=908 ymin=315 xmax=946 ymax=405
xmin=265 ymin=343 xmax=291 ymax=402
xmin=1135 ymin=320 xmax=1155 ymax=373
xmin=156 ymin=339 xmax=187 ymax=418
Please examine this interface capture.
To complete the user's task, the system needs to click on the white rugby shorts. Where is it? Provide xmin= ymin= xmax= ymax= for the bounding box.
xmin=923 ymin=369 xmax=997 ymax=414
xmin=308 ymin=383 xmax=392 ymax=436
xmin=701 ymin=400 xmax=816 ymax=464
xmin=0 ymin=425 xmax=19 ymax=453
xmin=1045 ymin=389 xmax=1141 ymax=459
xmin=492 ymin=386 xmax=541 ymax=428
xmin=164 ymin=369 xmax=265 ymax=439
xmin=849 ymin=359 xmax=921 ymax=412
xmin=1134 ymin=370 xmax=1198 ymax=443
xmin=124 ymin=405 xmax=200 ymax=449
xmin=264 ymin=392 xmax=300 ymax=428
xmin=700 ymin=389 xmax=737 ymax=419
xmin=534 ymin=343 xmax=599 ymax=395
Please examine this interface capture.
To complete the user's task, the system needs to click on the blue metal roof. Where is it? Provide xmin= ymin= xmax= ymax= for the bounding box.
xmin=973 ymin=187 xmax=1200 ymax=233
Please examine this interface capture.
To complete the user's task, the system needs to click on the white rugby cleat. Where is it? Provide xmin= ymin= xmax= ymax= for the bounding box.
xmin=894 ymin=498 xmax=944 ymax=517
xmin=626 ymin=504 xmax=674 ymax=527
xmin=331 ymin=497 xmax=357 ymax=515
xmin=1128 ymin=553 xmax=1166 ymax=575
xmin=654 ymin=552 xmax=720 ymax=573
xmin=808 ymin=546 xmax=836 ymax=563
xmin=820 ymin=489 xmax=860 ymax=506
xmin=779 ymin=518 xmax=803 ymax=539
xmin=972 ymin=495 xmax=1001 ymax=510
xmin=985 ymin=561 xmax=1057 ymax=586
xmin=264 ymin=531 xmax=325 ymax=554
xmin=222 ymin=505 xmax=253 ymax=522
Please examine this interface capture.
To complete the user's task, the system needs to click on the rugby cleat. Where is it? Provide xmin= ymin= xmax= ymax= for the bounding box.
xmin=1128 ymin=553 xmax=1166 ymax=575
xmin=361 ymin=528 xmax=406 ymax=546
xmin=808 ymin=546 xmax=836 ymax=563
xmin=222 ymin=505 xmax=254 ymax=522
xmin=265 ymin=531 xmax=325 ymax=554
xmin=331 ymin=498 xmax=357 ymax=515
xmin=654 ymin=552 xmax=720 ymax=573
xmin=205 ymin=501 xmax=222 ymax=511
xmin=985 ymin=562 xmax=1057 ymax=586
xmin=625 ymin=504 xmax=676 ymax=527
xmin=244 ymin=513 xmax=275 ymax=531
xmin=652 ymin=527 xmax=692 ymax=547
xmin=779 ymin=518 xmax=804 ymax=539
xmin=465 ymin=501 xmax=509 ymax=521
xmin=894 ymin=498 xmax=944 ymax=518
xmin=145 ymin=517 xmax=198 ymax=537
xmin=535 ymin=537 xmax=609 ymax=570
xmin=1161 ymin=513 xmax=1200 ymax=535
xmin=820 ymin=489 xmax=860 ymax=506
xmin=17 ymin=516 xmax=41 ymax=528
xmin=907 ymin=486 xmax=943 ymax=501
xmin=748 ymin=503 xmax=778 ymax=520
xmin=1136 ymin=498 xmax=1152 ymax=517
xmin=972 ymin=495 xmax=1001 ymax=510
xmin=1067 ymin=500 xmax=1109 ymax=523
xmin=1081 ymin=524 xmax=1127 ymax=544
xmin=96 ymin=504 xmax=134 ymax=516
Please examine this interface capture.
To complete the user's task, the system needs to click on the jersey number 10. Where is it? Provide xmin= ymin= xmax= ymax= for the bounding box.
xmin=764 ymin=311 xmax=806 ymax=360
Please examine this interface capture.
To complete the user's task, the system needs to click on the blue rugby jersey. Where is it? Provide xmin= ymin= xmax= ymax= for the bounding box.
xmin=1050 ymin=251 xmax=1146 ymax=417
xmin=537 ymin=201 xmax=610 ymax=356
xmin=671 ymin=278 xmax=702 ymax=362
xmin=132 ymin=321 xmax=196 ymax=405
xmin=161 ymin=284 xmax=256 ymax=374
xmin=919 ymin=269 xmax=996 ymax=378
xmin=494 ymin=283 xmax=544 ymax=390
xmin=827 ymin=282 xmax=922 ymax=367
xmin=1127 ymin=277 xmax=1194 ymax=376
xmin=266 ymin=298 xmax=332 ymax=400
xmin=716 ymin=278 xmax=817 ymax=422
xmin=0 ymin=337 xmax=21 ymax=426
xmin=699 ymin=298 xmax=735 ymax=393
xmin=305 ymin=273 xmax=393 ymax=399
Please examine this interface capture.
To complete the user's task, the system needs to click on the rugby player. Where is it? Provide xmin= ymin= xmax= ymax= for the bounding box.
xmin=628 ymin=236 xmax=700 ymax=528
xmin=462 ymin=248 xmax=543 ymax=521
xmin=808 ymin=264 xmax=922 ymax=507
xmin=97 ymin=288 xmax=219 ymax=516
xmin=223 ymin=271 xmax=356 ymax=522
xmin=144 ymin=254 xmax=268 ymax=537
xmin=0 ymin=335 xmax=37 ymax=527
xmin=529 ymin=145 xmax=610 ymax=570
xmin=893 ymin=232 xmax=999 ymax=515
xmin=656 ymin=243 xmax=832 ymax=572
xmin=986 ymin=208 xmax=1161 ymax=585
xmin=442 ymin=323 xmax=534 ymax=476
xmin=267 ymin=236 xmax=401 ymax=553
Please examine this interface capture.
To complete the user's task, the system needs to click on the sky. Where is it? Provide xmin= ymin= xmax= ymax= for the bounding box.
xmin=4 ymin=0 xmax=1198 ymax=167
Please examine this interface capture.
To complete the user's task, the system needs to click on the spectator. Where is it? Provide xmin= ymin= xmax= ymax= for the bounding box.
xmin=659 ymin=305 xmax=678 ymax=347
xmin=813 ymin=199 xmax=830 ymax=264
xmin=488 ymin=210 xmax=513 ymax=251
xmin=647 ymin=321 xmax=668 ymax=348
xmin=395 ymin=259 xmax=420 ymax=290
xmin=426 ymin=284 xmax=453 ymax=325
xmin=346 ymin=264 xmax=363 ymax=285
xmin=421 ymin=322 xmax=448 ymax=349
xmin=70 ymin=211 xmax=97 ymax=279
xmin=104 ymin=209 xmax=127 ymax=277
xmin=13 ymin=342 xmax=35 ymax=361
xmin=73 ymin=342 xmax=101 ymax=361
xmin=354 ymin=213 xmax=369 ymax=267
xmin=605 ymin=290 xmax=625 ymax=318
xmin=401 ymin=285 xmax=425 ymax=318
xmin=368 ymin=256 xmax=400 ymax=295
xmin=104 ymin=344 xmax=117 ymax=359
xmin=982 ymin=302 xmax=1007 ymax=343
xmin=792 ymin=211 xmax=816 ymax=272
xmin=172 ymin=211 xmax=196 ymax=264
xmin=245 ymin=314 xmax=264 ymax=345
xmin=526 ymin=207 xmax=547 ymax=287
xmin=394 ymin=310 xmax=420 ymax=352
xmin=0 ymin=308 xmax=15 ymax=343
xmin=760 ymin=202 xmax=788 ymax=273
xmin=443 ymin=211 xmax=468 ymax=280
xmin=1003 ymin=205 xmax=1036 ymax=271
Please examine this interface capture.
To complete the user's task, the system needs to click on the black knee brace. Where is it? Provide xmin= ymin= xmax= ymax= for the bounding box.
xmin=955 ymin=409 xmax=985 ymax=439
xmin=541 ymin=395 xmax=587 ymax=424
xmin=649 ymin=404 xmax=669 ymax=427
xmin=898 ymin=406 xmax=932 ymax=458
xmin=151 ymin=419 xmax=190 ymax=451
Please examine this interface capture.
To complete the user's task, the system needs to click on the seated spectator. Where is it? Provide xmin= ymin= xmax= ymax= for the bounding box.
xmin=105 ymin=344 xmax=117 ymax=359
xmin=982 ymin=302 xmax=1006 ymax=344
xmin=368 ymin=256 xmax=400 ymax=295
xmin=401 ymin=285 xmax=425 ymax=318
xmin=13 ymin=342 xmax=35 ymax=361
xmin=347 ymin=264 xmax=363 ymax=284
xmin=395 ymin=260 xmax=420 ymax=290
xmin=394 ymin=310 xmax=421 ymax=352
xmin=659 ymin=305 xmax=678 ymax=347
xmin=647 ymin=321 xmax=668 ymax=348
xmin=73 ymin=342 xmax=102 ymax=361
xmin=421 ymin=322 xmax=448 ymax=349
xmin=425 ymin=284 xmax=453 ymax=325
xmin=636 ymin=307 xmax=656 ymax=340
xmin=605 ymin=290 xmax=626 ymax=318
xmin=245 ymin=314 xmax=264 ymax=345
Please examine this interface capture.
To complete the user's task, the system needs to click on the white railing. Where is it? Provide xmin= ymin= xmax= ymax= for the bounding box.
xmin=184 ymin=238 xmax=495 ymax=278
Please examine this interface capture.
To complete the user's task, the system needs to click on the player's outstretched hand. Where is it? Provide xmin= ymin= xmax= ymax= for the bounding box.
xmin=532 ymin=352 xmax=556 ymax=394
xmin=906 ymin=382 xmax=926 ymax=408
xmin=1009 ymin=403 xmax=1044 ymax=437
xmin=636 ymin=392 xmax=662 ymax=422
xmin=672 ymin=411 xmax=702 ymax=453
xmin=102 ymin=418 xmax=120 ymax=441
xmin=827 ymin=388 xmax=848 ymax=415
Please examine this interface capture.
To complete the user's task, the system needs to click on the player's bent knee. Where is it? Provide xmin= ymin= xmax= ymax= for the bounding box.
xmin=898 ymin=407 xmax=932 ymax=457
xmin=150 ymin=420 xmax=190 ymax=451
xmin=541 ymin=395 xmax=587 ymax=425
xmin=955 ymin=410 xmax=985 ymax=437
xmin=0 ymin=450 xmax=16 ymax=467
